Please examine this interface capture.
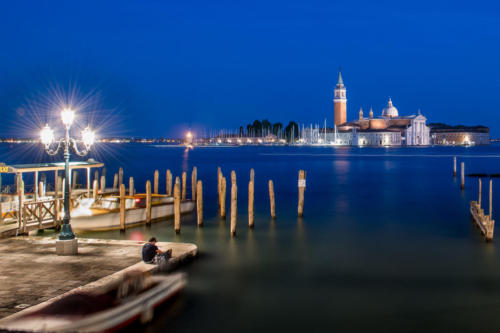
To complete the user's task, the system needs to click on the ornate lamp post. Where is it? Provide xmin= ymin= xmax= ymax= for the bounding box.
xmin=40 ymin=108 xmax=95 ymax=251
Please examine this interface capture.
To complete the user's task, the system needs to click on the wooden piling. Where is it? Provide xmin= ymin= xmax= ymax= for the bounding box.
xmin=478 ymin=179 xmax=482 ymax=208
xmin=18 ymin=179 xmax=24 ymax=232
xmin=154 ymin=170 xmax=159 ymax=194
xmin=72 ymin=171 xmax=78 ymax=190
xmin=490 ymin=179 xmax=493 ymax=219
xmin=166 ymin=170 xmax=172 ymax=196
xmin=129 ymin=177 xmax=134 ymax=196
xmin=94 ymin=170 xmax=99 ymax=184
xmin=269 ymin=179 xmax=276 ymax=219
xmin=146 ymin=180 xmax=152 ymax=225
xmin=182 ymin=172 xmax=187 ymax=201
xmin=248 ymin=169 xmax=254 ymax=228
xmin=220 ymin=176 xmax=226 ymax=218
xmin=298 ymin=170 xmax=306 ymax=217
xmin=100 ymin=175 xmax=106 ymax=193
xmin=174 ymin=181 xmax=181 ymax=234
xmin=119 ymin=167 xmax=123 ymax=187
xmin=217 ymin=167 xmax=222 ymax=208
xmin=197 ymin=180 xmax=203 ymax=227
xmin=191 ymin=167 xmax=197 ymax=201
xmin=461 ymin=162 xmax=465 ymax=190
xmin=38 ymin=181 xmax=44 ymax=199
xmin=453 ymin=157 xmax=457 ymax=177
xmin=119 ymin=183 xmax=125 ymax=231
xmin=230 ymin=171 xmax=237 ymax=236
xmin=113 ymin=174 xmax=118 ymax=190
xmin=92 ymin=180 xmax=98 ymax=201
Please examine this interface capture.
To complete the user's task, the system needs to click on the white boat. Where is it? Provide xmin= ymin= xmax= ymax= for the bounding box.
xmin=0 ymin=272 xmax=187 ymax=332
xmin=70 ymin=194 xmax=195 ymax=231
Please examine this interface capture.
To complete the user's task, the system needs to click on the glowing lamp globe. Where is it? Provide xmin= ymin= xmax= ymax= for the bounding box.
xmin=40 ymin=124 xmax=54 ymax=146
xmin=61 ymin=108 xmax=75 ymax=127
xmin=82 ymin=126 xmax=95 ymax=149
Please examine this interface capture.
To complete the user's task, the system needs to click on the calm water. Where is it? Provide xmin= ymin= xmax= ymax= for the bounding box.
xmin=3 ymin=144 xmax=500 ymax=332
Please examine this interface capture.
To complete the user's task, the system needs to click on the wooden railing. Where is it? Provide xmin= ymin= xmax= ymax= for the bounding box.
xmin=20 ymin=199 xmax=61 ymax=233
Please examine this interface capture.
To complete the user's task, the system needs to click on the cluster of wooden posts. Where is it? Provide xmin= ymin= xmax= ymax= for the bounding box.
xmin=85 ymin=165 xmax=307 ymax=236
xmin=115 ymin=167 xmax=203 ymax=234
xmin=216 ymin=167 xmax=306 ymax=237
xmin=454 ymin=157 xmax=495 ymax=241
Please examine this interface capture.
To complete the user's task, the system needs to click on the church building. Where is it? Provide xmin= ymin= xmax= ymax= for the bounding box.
xmin=332 ymin=70 xmax=430 ymax=146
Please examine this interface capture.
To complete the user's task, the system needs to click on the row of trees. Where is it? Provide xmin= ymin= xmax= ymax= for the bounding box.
xmin=239 ymin=120 xmax=299 ymax=141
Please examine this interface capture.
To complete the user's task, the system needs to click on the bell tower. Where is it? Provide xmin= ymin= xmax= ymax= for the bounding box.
xmin=333 ymin=69 xmax=347 ymax=126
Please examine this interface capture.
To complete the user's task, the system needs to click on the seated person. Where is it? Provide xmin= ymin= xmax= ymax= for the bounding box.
xmin=142 ymin=237 xmax=172 ymax=264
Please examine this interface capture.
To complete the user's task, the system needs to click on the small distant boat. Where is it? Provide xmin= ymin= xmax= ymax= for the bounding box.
xmin=0 ymin=272 xmax=187 ymax=332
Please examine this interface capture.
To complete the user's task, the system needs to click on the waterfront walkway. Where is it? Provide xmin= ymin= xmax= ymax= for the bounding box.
xmin=0 ymin=237 xmax=197 ymax=319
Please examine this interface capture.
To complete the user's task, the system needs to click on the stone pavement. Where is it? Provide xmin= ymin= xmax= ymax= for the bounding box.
xmin=0 ymin=237 xmax=197 ymax=319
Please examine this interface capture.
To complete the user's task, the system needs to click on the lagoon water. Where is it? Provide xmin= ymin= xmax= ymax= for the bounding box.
xmin=3 ymin=144 xmax=500 ymax=332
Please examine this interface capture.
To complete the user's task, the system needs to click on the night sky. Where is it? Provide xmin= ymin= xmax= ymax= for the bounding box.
xmin=1 ymin=0 xmax=499 ymax=138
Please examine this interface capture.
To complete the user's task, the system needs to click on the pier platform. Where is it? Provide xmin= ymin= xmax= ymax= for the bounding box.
xmin=0 ymin=237 xmax=197 ymax=320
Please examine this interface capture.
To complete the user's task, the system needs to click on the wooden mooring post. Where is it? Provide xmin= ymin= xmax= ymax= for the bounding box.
xmin=119 ymin=183 xmax=126 ymax=231
xmin=154 ymin=170 xmax=159 ymax=194
xmin=461 ymin=162 xmax=465 ymax=190
xmin=220 ymin=176 xmax=226 ymax=219
xmin=478 ymin=179 xmax=482 ymax=207
xmin=153 ymin=170 xmax=160 ymax=194
xmin=298 ymin=170 xmax=306 ymax=217
xmin=100 ymin=175 xmax=106 ymax=193
xmin=146 ymin=180 xmax=152 ymax=225
xmin=197 ymin=180 xmax=203 ymax=227
xmin=182 ymin=172 xmax=187 ymax=201
xmin=453 ymin=156 xmax=457 ymax=177
xmin=217 ymin=167 xmax=222 ymax=208
xmin=269 ymin=180 xmax=276 ymax=219
xmin=191 ymin=167 xmax=197 ymax=201
xmin=174 ymin=180 xmax=181 ymax=234
xmin=230 ymin=171 xmax=237 ymax=236
xmin=489 ymin=179 xmax=493 ymax=219
xmin=248 ymin=169 xmax=254 ymax=228
xmin=93 ymin=180 xmax=98 ymax=201
xmin=119 ymin=167 xmax=124 ymax=187
xmin=129 ymin=177 xmax=134 ymax=196
xmin=113 ymin=174 xmax=118 ymax=190
xmin=470 ymin=178 xmax=495 ymax=241
xmin=166 ymin=170 xmax=172 ymax=196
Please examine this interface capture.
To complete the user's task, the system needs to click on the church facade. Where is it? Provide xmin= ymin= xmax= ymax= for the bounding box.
xmin=332 ymin=70 xmax=430 ymax=147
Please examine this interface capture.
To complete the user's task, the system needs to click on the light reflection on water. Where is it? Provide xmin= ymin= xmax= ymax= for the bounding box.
xmin=3 ymin=144 xmax=500 ymax=332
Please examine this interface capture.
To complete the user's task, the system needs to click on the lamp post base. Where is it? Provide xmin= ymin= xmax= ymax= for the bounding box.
xmin=56 ymin=238 xmax=78 ymax=256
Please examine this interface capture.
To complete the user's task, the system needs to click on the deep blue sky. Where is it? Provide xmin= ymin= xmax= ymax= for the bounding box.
xmin=1 ymin=0 xmax=499 ymax=138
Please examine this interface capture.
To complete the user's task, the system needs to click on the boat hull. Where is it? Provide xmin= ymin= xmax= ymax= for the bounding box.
xmin=0 ymin=273 xmax=187 ymax=332
xmin=71 ymin=201 xmax=195 ymax=232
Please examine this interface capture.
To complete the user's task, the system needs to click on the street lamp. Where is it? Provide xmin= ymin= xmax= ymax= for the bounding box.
xmin=40 ymin=108 xmax=95 ymax=243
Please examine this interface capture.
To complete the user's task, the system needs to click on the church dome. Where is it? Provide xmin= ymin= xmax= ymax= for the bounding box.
xmin=382 ymin=98 xmax=398 ymax=118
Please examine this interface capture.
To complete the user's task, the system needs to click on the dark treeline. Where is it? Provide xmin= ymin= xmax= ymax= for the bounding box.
xmin=240 ymin=119 xmax=299 ymax=142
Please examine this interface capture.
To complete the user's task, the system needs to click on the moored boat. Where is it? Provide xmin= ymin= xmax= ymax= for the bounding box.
xmin=71 ymin=195 xmax=195 ymax=231
xmin=0 ymin=272 xmax=187 ymax=332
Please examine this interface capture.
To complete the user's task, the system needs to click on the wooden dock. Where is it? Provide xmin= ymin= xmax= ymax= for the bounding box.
xmin=0 ymin=237 xmax=197 ymax=321
xmin=470 ymin=200 xmax=495 ymax=241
